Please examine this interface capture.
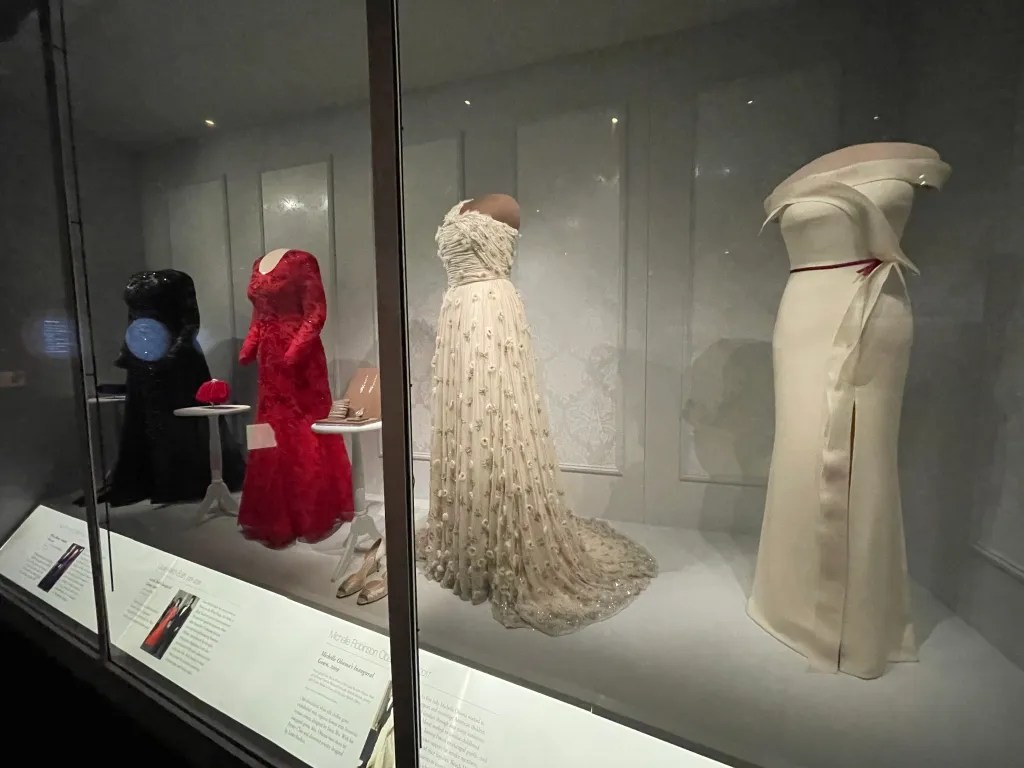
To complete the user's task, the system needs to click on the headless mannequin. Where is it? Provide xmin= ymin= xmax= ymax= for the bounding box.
xmin=764 ymin=142 xmax=950 ymax=269
xmin=460 ymin=193 xmax=521 ymax=230
xmin=750 ymin=142 xmax=950 ymax=679
xmin=258 ymin=247 xmax=290 ymax=275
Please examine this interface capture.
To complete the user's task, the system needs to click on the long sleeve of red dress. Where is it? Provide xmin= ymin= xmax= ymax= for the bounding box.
xmin=239 ymin=312 xmax=261 ymax=366
xmin=285 ymin=252 xmax=327 ymax=367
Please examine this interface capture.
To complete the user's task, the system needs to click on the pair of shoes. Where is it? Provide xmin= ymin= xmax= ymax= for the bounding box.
xmin=336 ymin=539 xmax=388 ymax=605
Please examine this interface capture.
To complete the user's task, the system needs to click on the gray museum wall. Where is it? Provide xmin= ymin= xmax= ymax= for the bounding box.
xmin=896 ymin=0 xmax=1024 ymax=669
xmin=74 ymin=131 xmax=146 ymax=383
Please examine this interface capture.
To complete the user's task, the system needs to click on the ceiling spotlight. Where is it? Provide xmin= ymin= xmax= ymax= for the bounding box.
xmin=204 ymin=118 xmax=216 ymax=127
xmin=464 ymin=99 xmax=471 ymax=106
xmin=747 ymin=99 xmax=754 ymax=105
xmin=611 ymin=116 xmax=619 ymax=125
xmin=873 ymin=114 xmax=880 ymax=121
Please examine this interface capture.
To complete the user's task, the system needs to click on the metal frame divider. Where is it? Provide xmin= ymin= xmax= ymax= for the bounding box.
xmin=365 ymin=1 xmax=422 ymax=766
xmin=36 ymin=0 xmax=112 ymax=659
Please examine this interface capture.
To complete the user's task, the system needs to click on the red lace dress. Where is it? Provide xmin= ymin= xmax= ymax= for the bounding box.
xmin=238 ymin=250 xmax=353 ymax=546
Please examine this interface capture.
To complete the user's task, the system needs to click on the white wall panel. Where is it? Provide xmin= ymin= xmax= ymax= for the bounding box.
xmin=259 ymin=161 xmax=336 ymax=388
xmin=516 ymin=107 xmax=626 ymax=472
xmin=167 ymin=177 xmax=235 ymax=379
xmin=402 ymin=137 xmax=464 ymax=457
xmin=680 ymin=64 xmax=839 ymax=485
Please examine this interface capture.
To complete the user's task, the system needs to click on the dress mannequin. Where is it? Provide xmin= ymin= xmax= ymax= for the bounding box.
xmin=776 ymin=142 xmax=940 ymax=188
xmin=258 ymin=247 xmax=290 ymax=275
xmin=460 ymin=193 xmax=521 ymax=230
xmin=749 ymin=143 xmax=950 ymax=679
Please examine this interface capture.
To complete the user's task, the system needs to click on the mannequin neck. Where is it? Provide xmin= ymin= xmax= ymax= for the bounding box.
xmin=259 ymin=248 xmax=291 ymax=275
xmin=461 ymin=194 xmax=521 ymax=230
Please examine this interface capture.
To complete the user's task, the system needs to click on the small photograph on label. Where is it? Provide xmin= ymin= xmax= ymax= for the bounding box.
xmin=141 ymin=589 xmax=199 ymax=660
xmin=357 ymin=681 xmax=395 ymax=768
xmin=37 ymin=543 xmax=84 ymax=592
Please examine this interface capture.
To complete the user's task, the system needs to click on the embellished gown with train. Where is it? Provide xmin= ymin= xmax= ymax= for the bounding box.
xmin=420 ymin=202 xmax=657 ymax=636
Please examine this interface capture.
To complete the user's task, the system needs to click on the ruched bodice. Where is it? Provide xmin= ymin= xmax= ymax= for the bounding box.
xmin=436 ymin=201 xmax=518 ymax=287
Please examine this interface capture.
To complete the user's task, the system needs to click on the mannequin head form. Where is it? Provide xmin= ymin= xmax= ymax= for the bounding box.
xmin=460 ymin=194 xmax=521 ymax=230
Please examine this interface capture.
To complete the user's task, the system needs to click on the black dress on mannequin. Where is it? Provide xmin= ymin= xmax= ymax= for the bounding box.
xmin=100 ymin=270 xmax=244 ymax=506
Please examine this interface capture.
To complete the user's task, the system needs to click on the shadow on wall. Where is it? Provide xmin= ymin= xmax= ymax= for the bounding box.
xmin=683 ymin=338 xmax=774 ymax=483
xmin=604 ymin=343 xmax=770 ymax=534
xmin=972 ymin=253 xmax=1024 ymax=556
xmin=685 ymin=339 xmax=773 ymax=536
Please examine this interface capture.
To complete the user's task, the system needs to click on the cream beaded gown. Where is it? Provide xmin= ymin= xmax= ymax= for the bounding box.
xmin=420 ymin=201 xmax=657 ymax=635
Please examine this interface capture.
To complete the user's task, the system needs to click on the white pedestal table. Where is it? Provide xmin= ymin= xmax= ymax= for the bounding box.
xmin=173 ymin=404 xmax=250 ymax=523
xmin=311 ymin=419 xmax=384 ymax=582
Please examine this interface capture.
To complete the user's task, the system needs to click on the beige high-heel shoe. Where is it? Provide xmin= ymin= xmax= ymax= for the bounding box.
xmin=358 ymin=558 xmax=388 ymax=605
xmin=336 ymin=539 xmax=382 ymax=599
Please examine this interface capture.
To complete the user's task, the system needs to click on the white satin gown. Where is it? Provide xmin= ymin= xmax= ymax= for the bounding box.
xmin=749 ymin=158 xmax=950 ymax=679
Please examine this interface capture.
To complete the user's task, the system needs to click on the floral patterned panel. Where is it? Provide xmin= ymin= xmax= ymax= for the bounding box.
xmin=515 ymin=108 xmax=624 ymax=471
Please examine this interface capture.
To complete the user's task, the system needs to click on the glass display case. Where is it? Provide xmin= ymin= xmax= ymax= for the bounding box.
xmin=1 ymin=1 xmax=1022 ymax=767
xmin=0 ymin=0 xmax=101 ymax=647
xmin=1 ymin=2 xmax=406 ymax=766
xmin=391 ymin=0 xmax=1024 ymax=766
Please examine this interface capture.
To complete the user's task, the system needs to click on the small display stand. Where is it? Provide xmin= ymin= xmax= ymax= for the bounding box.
xmin=312 ymin=420 xmax=383 ymax=581
xmin=173 ymin=405 xmax=251 ymax=523
xmin=312 ymin=367 xmax=383 ymax=582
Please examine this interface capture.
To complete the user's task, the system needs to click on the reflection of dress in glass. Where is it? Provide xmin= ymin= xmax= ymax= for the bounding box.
xmin=239 ymin=251 xmax=354 ymax=546
xmin=421 ymin=202 xmax=657 ymax=635
xmin=103 ymin=270 xmax=245 ymax=506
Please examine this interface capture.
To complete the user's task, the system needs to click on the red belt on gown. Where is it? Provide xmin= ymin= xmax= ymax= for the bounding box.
xmin=790 ymin=257 xmax=883 ymax=275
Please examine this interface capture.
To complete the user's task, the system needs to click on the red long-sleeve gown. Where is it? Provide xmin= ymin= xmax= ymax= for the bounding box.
xmin=238 ymin=250 xmax=353 ymax=546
